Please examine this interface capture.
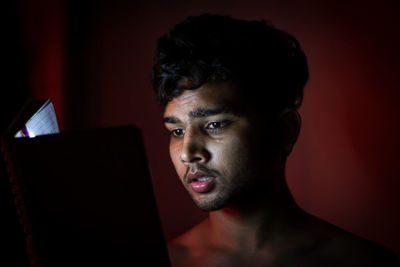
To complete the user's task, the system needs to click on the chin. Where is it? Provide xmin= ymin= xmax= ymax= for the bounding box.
xmin=190 ymin=189 xmax=235 ymax=212
xmin=194 ymin=200 xmax=225 ymax=212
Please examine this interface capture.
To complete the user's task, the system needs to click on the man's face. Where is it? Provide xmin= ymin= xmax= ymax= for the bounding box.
xmin=163 ymin=82 xmax=271 ymax=211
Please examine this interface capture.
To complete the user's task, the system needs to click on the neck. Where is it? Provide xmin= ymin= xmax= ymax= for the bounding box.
xmin=205 ymin=171 xmax=305 ymax=251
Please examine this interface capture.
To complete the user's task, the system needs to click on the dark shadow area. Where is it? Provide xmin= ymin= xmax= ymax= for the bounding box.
xmin=64 ymin=0 xmax=102 ymax=131
xmin=1 ymin=2 xmax=30 ymax=267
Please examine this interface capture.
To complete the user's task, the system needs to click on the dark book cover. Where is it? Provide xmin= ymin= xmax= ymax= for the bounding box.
xmin=2 ymin=100 xmax=170 ymax=266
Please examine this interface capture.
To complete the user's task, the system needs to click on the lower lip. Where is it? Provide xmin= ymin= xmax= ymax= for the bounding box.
xmin=190 ymin=177 xmax=216 ymax=193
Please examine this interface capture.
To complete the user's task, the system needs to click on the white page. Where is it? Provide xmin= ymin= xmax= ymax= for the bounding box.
xmin=15 ymin=100 xmax=59 ymax=138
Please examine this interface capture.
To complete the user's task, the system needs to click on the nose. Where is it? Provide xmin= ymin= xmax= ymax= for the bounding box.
xmin=180 ymin=130 xmax=210 ymax=164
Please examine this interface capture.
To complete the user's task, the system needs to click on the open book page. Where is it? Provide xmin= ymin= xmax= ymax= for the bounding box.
xmin=14 ymin=100 xmax=59 ymax=138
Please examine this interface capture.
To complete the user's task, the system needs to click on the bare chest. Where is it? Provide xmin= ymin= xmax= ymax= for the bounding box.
xmin=174 ymin=249 xmax=318 ymax=267
xmin=170 ymin=245 xmax=351 ymax=267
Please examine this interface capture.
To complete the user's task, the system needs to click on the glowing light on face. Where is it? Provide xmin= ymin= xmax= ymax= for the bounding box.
xmin=163 ymin=82 xmax=268 ymax=211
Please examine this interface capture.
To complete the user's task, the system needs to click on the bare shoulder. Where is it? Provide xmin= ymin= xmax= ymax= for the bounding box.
xmin=167 ymin=220 xmax=209 ymax=267
xmin=167 ymin=240 xmax=189 ymax=267
xmin=307 ymin=217 xmax=399 ymax=266
xmin=329 ymin=230 xmax=398 ymax=266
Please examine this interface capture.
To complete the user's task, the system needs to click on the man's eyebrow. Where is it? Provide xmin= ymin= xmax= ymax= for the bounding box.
xmin=163 ymin=117 xmax=180 ymax=124
xmin=189 ymin=107 xmax=233 ymax=118
xmin=163 ymin=107 xmax=234 ymax=124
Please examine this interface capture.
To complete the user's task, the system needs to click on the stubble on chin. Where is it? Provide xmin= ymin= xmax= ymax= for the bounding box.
xmin=182 ymin=163 xmax=256 ymax=212
xmin=190 ymin=191 xmax=234 ymax=212
xmin=186 ymin=179 xmax=238 ymax=212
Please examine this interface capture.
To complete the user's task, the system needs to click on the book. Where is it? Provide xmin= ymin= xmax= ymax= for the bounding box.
xmin=1 ymin=100 xmax=170 ymax=266
xmin=5 ymin=99 xmax=59 ymax=139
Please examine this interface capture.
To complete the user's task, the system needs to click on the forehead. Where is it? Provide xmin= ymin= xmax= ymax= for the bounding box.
xmin=163 ymin=82 xmax=242 ymax=117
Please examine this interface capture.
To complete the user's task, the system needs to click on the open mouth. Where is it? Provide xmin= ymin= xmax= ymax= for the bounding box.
xmin=192 ymin=176 xmax=214 ymax=182
xmin=189 ymin=176 xmax=216 ymax=193
xmin=185 ymin=169 xmax=217 ymax=193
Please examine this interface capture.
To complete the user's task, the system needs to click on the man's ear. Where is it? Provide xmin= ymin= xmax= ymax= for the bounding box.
xmin=278 ymin=109 xmax=301 ymax=156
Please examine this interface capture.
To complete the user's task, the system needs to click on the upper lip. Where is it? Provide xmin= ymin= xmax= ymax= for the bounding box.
xmin=186 ymin=171 xmax=215 ymax=183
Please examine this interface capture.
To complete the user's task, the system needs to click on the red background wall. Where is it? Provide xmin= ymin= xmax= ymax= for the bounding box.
xmin=5 ymin=0 xmax=399 ymax=257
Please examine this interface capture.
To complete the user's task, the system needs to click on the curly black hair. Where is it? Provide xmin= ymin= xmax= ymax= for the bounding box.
xmin=152 ymin=14 xmax=308 ymax=114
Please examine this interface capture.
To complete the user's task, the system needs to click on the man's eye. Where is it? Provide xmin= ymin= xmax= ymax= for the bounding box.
xmin=205 ymin=121 xmax=230 ymax=132
xmin=169 ymin=128 xmax=185 ymax=137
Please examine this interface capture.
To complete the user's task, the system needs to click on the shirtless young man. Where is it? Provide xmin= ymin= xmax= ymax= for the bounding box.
xmin=152 ymin=14 xmax=399 ymax=267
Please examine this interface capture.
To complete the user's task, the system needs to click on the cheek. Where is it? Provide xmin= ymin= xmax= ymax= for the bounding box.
xmin=211 ymin=134 xmax=253 ymax=175
xmin=169 ymin=141 xmax=186 ymax=179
